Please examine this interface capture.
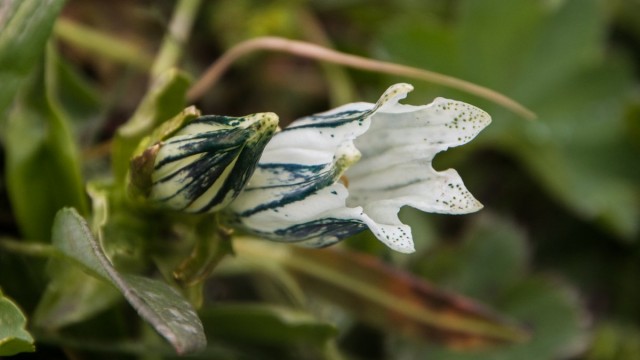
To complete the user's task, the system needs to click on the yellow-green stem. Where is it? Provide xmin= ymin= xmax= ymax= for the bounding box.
xmin=0 ymin=237 xmax=58 ymax=258
xmin=151 ymin=0 xmax=202 ymax=79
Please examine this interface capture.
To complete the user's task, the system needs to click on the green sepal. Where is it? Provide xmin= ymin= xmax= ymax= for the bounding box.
xmin=128 ymin=106 xmax=201 ymax=199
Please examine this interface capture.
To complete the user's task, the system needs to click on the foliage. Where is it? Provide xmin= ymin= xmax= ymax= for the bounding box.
xmin=0 ymin=289 xmax=34 ymax=356
xmin=1 ymin=0 xmax=639 ymax=359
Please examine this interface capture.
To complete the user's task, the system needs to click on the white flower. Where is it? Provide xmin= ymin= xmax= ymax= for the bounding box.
xmin=226 ymin=83 xmax=491 ymax=253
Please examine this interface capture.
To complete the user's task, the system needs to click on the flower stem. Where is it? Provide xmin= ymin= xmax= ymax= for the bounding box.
xmin=0 ymin=237 xmax=58 ymax=258
xmin=187 ymin=36 xmax=536 ymax=120
xmin=173 ymin=215 xmax=234 ymax=308
xmin=150 ymin=0 xmax=202 ymax=79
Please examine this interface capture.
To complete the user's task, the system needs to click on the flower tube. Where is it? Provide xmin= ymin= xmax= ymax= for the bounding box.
xmin=227 ymin=83 xmax=491 ymax=253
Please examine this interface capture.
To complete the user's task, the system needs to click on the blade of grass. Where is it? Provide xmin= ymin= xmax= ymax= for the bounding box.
xmin=233 ymin=237 xmax=530 ymax=348
xmin=150 ymin=0 xmax=202 ymax=78
xmin=54 ymin=19 xmax=153 ymax=71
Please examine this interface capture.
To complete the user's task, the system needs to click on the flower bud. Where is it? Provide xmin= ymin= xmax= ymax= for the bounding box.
xmin=129 ymin=110 xmax=279 ymax=213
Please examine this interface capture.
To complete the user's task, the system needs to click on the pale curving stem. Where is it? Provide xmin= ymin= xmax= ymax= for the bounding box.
xmin=187 ymin=36 xmax=536 ymax=120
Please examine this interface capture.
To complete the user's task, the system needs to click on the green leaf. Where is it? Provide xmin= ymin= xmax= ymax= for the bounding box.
xmin=0 ymin=0 xmax=66 ymax=116
xmin=51 ymin=207 xmax=206 ymax=355
xmin=200 ymin=303 xmax=337 ymax=346
xmin=112 ymin=69 xmax=190 ymax=183
xmin=406 ymin=215 xmax=588 ymax=359
xmin=419 ymin=277 xmax=587 ymax=360
xmin=0 ymin=290 xmax=35 ymax=356
xmin=509 ymin=60 xmax=637 ymax=239
xmin=86 ymin=181 xmax=152 ymax=275
xmin=33 ymin=261 xmax=121 ymax=330
xmin=376 ymin=0 xmax=639 ymax=240
xmin=33 ymin=180 xmax=154 ymax=330
xmin=417 ymin=215 xmax=528 ymax=303
xmin=48 ymin=46 xmax=104 ymax=144
xmin=5 ymin=49 xmax=88 ymax=241
xmin=496 ymin=277 xmax=587 ymax=360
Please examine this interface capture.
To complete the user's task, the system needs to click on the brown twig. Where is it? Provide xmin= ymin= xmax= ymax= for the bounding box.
xmin=187 ymin=36 xmax=536 ymax=120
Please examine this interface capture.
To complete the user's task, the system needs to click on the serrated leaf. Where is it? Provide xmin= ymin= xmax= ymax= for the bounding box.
xmin=0 ymin=0 xmax=66 ymax=116
xmin=51 ymin=208 xmax=206 ymax=355
xmin=33 ymin=261 xmax=121 ymax=330
xmin=0 ymin=290 xmax=35 ymax=356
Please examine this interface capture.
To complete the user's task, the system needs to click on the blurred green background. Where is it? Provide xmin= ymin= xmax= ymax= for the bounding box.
xmin=1 ymin=0 xmax=640 ymax=359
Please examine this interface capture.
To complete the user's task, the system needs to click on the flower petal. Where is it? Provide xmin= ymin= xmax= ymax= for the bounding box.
xmin=348 ymin=95 xmax=491 ymax=214
xmin=228 ymin=141 xmax=363 ymax=243
xmin=227 ymin=99 xmax=374 ymax=246
xmin=345 ymin=88 xmax=490 ymax=251
xmin=228 ymin=83 xmax=490 ymax=254
xmin=353 ymin=96 xmax=492 ymax=159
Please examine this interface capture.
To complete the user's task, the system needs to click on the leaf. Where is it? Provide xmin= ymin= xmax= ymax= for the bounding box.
xmin=86 ymin=181 xmax=152 ymax=275
xmin=509 ymin=61 xmax=638 ymax=239
xmin=5 ymin=48 xmax=88 ymax=241
xmin=234 ymin=238 xmax=529 ymax=349
xmin=33 ymin=261 xmax=121 ymax=330
xmin=0 ymin=290 xmax=35 ymax=356
xmin=0 ymin=0 xmax=66 ymax=116
xmin=48 ymin=45 xmax=104 ymax=145
xmin=33 ymin=182 xmax=146 ymax=330
xmin=200 ymin=303 xmax=337 ymax=346
xmin=51 ymin=208 xmax=206 ymax=355
xmin=111 ymin=69 xmax=190 ymax=183
xmin=497 ymin=277 xmax=588 ymax=359
xmin=417 ymin=215 xmax=528 ymax=303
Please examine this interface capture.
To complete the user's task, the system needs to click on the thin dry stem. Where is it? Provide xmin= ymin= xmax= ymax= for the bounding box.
xmin=188 ymin=36 xmax=536 ymax=120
